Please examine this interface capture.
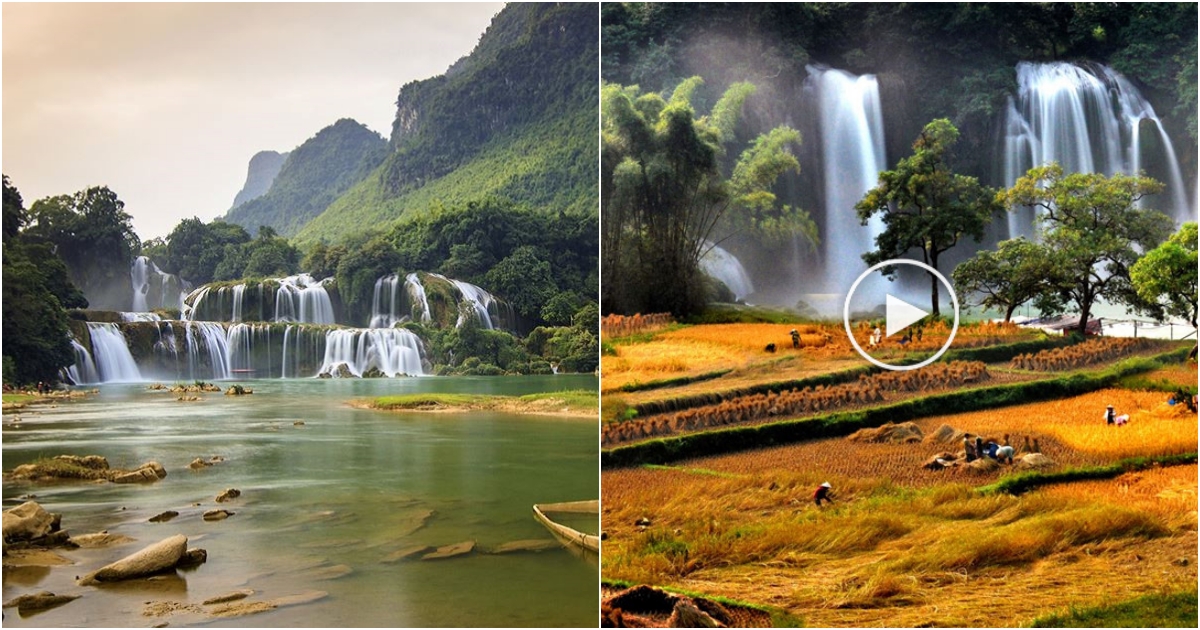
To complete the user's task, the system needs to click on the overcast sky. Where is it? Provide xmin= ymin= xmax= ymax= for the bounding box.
xmin=2 ymin=2 xmax=504 ymax=239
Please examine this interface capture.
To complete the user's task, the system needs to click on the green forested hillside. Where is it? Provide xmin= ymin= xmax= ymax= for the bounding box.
xmin=295 ymin=2 xmax=598 ymax=244
xmin=225 ymin=118 xmax=388 ymax=237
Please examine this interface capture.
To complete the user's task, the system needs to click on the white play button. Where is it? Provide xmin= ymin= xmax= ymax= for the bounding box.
xmin=885 ymin=294 xmax=928 ymax=338
xmin=842 ymin=259 xmax=960 ymax=372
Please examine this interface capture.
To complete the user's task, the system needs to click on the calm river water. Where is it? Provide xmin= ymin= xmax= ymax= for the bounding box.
xmin=2 ymin=375 xmax=598 ymax=627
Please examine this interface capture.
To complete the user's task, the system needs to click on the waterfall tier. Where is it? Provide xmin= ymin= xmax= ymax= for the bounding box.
xmin=803 ymin=65 xmax=888 ymax=294
xmin=368 ymin=272 xmax=510 ymax=331
xmin=184 ymin=274 xmax=337 ymax=325
xmin=700 ymin=243 xmax=754 ymax=301
xmin=130 ymin=256 xmax=191 ymax=312
xmin=1002 ymin=62 xmax=1194 ymax=238
xmin=64 ymin=321 xmax=427 ymax=384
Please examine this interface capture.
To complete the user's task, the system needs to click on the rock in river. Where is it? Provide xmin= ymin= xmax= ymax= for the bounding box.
xmin=421 ymin=540 xmax=475 ymax=560
xmin=77 ymin=534 xmax=188 ymax=586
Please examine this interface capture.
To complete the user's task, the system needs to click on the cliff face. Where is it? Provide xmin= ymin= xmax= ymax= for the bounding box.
xmin=223 ymin=119 xmax=388 ymax=237
xmin=229 ymin=150 xmax=288 ymax=211
xmin=295 ymin=3 xmax=599 ymax=244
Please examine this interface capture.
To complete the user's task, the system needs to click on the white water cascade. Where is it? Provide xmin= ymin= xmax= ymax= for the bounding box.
xmin=804 ymin=66 xmax=888 ymax=293
xmin=273 ymin=274 xmax=335 ymax=324
xmin=318 ymin=328 xmax=425 ymax=377
xmin=370 ymin=274 xmax=404 ymax=328
xmin=1002 ymin=62 xmax=1194 ymax=238
xmin=86 ymin=323 xmax=142 ymax=383
xmin=431 ymin=273 xmax=500 ymax=329
xmin=64 ymin=338 xmax=100 ymax=385
xmin=406 ymin=273 xmax=432 ymax=324
xmin=700 ymin=242 xmax=754 ymax=301
xmin=130 ymin=256 xmax=190 ymax=312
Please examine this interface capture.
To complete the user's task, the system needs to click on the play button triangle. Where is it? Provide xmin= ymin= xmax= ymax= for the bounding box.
xmin=886 ymin=294 xmax=928 ymax=338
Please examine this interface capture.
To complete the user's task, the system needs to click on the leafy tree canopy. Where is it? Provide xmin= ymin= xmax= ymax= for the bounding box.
xmin=1001 ymin=163 xmax=1173 ymax=335
xmin=856 ymin=119 xmax=1002 ymax=316
xmin=602 ymin=77 xmax=814 ymax=316
xmin=952 ymin=237 xmax=1057 ymax=322
xmin=1130 ymin=222 xmax=1197 ymax=329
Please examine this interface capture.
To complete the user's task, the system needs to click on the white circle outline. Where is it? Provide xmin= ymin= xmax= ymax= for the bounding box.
xmin=842 ymin=259 xmax=960 ymax=372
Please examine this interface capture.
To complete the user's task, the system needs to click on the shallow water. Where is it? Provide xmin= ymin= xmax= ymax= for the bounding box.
xmin=2 ymin=376 xmax=598 ymax=627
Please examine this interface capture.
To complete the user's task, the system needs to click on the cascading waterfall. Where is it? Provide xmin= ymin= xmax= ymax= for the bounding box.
xmin=406 ymin=273 xmax=432 ymax=324
xmin=699 ymin=242 xmax=754 ymax=301
xmin=318 ymin=328 xmax=425 ymax=377
xmin=130 ymin=256 xmax=190 ymax=312
xmin=1002 ymin=62 xmax=1194 ymax=238
xmin=369 ymin=274 xmax=404 ymax=328
xmin=64 ymin=338 xmax=100 ymax=385
xmin=274 ymin=274 xmax=335 ymax=324
xmin=431 ymin=273 xmax=500 ymax=329
xmin=86 ymin=323 xmax=142 ymax=383
xmin=804 ymin=66 xmax=888 ymax=293
xmin=120 ymin=312 xmax=162 ymax=322
xmin=184 ymin=274 xmax=335 ymax=324
xmin=231 ymin=284 xmax=246 ymax=323
xmin=186 ymin=321 xmax=233 ymax=381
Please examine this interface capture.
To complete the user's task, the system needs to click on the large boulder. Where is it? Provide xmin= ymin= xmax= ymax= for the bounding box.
xmin=3 ymin=502 xmax=59 ymax=543
xmin=78 ymin=534 xmax=188 ymax=585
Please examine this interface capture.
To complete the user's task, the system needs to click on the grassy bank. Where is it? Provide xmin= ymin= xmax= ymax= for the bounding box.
xmin=1029 ymin=591 xmax=1198 ymax=627
xmin=362 ymin=390 xmax=597 ymax=417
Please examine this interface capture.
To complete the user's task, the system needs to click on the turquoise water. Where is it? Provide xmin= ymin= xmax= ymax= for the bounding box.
xmin=2 ymin=376 xmax=598 ymax=627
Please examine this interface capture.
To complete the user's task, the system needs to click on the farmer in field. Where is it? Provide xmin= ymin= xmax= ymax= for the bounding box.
xmin=1105 ymin=405 xmax=1116 ymax=425
xmin=813 ymin=482 xmax=833 ymax=506
xmin=791 ymin=329 xmax=801 ymax=349
xmin=995 ymin=444 xmax=1015 ymax=464
xmin=963 ymin=435 xmax=976 ymax=462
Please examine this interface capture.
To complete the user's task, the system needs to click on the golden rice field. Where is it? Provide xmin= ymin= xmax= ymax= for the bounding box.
xmin=601 ymin=321 xmax=1037 ymax=391
xmin=664 ymin=388 xmax=1195 ymax=486
xmin=1134 ymin=362 xmax=1199 ymax=388
xmin=1039 ymin=464 xmax=1197 ymax=529
xmin=601 ymin=465 xmax=1197 ymax=627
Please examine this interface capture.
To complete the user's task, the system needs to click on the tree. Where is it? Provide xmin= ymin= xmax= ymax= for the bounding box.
xmin=1002 ymin=163 xmax=1173 ymax=335
xmin=602 ymin=77 xmax=815 ymax=316
xmin=856 ymin=119 xmax=1002 ymax=316
xmin=3 ymin=174 xmax=26 ymax=242
xmin=952 ymin=238 xmax=1056 ymax=322
xmin=25 ymin=186 xmax=140 ymax=308
xmin=1131 ymin=222 xmax=1197 ymax=329
xmin=161 ymin=218 xmax=251 ymax=284
xmin=1 ymin=176 xmax=83 ymax=385
xmin=485 ymin=245 xmax=557 ymax=323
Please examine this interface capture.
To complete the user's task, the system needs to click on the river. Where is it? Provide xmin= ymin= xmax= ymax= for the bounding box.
xmin=2 ymin=375 xmax=598 ymax=627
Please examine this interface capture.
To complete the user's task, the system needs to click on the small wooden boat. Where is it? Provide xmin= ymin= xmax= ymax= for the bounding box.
xmin=533 ymin=500 xmax=599 ymax=554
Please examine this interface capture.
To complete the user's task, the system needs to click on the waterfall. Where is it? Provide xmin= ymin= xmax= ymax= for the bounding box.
xmin=318 ymin=328 xmax=425 ymax=377
xmin=273 ymin=274 xmax=335 ymax=324
xmin=186 ymin=321 xmax=232 ymax=381
xmin=131 ymin=256 xmax=151 ymax=312
xmin=130 ymin=256 xmax=191 ymax=312
xmin=1002 ymin=62 xmax=1194 ymax=237
xmin=405 ymin=273 xmax=432 ymax=323
xmin=231 ymin=284 xmax=246 ymax=323
xmin=64 ymin=338 xmax=100 ymax=385
xmin=430 ymin=273 xmax=499 ymax=329
xmin=804 ymin=66 xmax=888 ymax=293
xmin=86 ymin=323 xmax=142 ymax=382
xmin=120 ymin=312 xmax=163 ymax=322
xmin=700 ymin=242 xmax=754 ymax=301
xmin=369 ymin=274 xmax=403 ymax=328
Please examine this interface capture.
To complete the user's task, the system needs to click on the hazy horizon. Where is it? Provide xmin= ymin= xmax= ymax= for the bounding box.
xmin=2 ymin=2 xmax=504 ymax=240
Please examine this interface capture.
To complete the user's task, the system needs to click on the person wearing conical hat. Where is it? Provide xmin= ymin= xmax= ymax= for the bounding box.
xmin=813 ymin=481 xmax=833 ymax=506
xmin=791 ymin=329 xmax=801 ymax=349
